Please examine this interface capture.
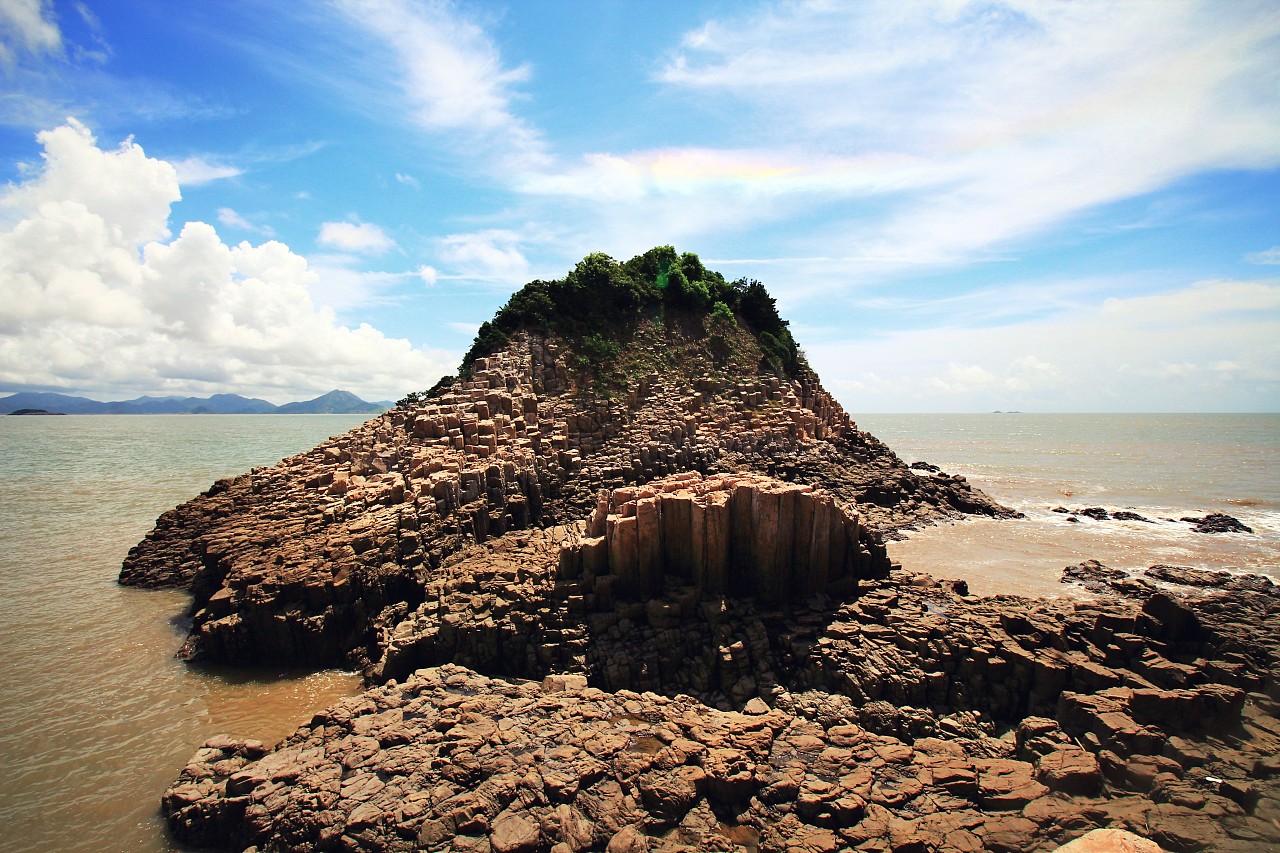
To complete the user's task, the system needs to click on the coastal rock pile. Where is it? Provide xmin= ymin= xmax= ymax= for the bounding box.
xmin=126 ymin=254 xmax=1279 ymax=850
xmin=1049 ymin=506 xmax=1257 ymax=535
xmin=165 ymin=564 xmax=1280 ymax=852
xmin=120 ymin=328 xmax=1005 ymax=673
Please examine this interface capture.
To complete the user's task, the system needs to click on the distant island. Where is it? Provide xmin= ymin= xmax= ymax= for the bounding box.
xmin=0 ymin=389 xmax=393 ymax=416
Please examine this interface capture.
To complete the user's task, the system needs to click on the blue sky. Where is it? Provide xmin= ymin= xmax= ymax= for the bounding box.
xmin=1 ymin=0 xmax=1278 ymax=411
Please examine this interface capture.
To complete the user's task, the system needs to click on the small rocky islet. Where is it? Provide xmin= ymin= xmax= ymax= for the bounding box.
xmin=121 ymin=249 xmax=1279 ymax=852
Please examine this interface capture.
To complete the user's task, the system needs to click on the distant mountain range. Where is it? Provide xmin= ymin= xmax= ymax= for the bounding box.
xmin=0 ymin=389 xmax=394 ymax=415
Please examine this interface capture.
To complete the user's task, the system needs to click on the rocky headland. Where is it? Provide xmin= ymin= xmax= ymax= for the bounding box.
xmin=123 ymin=249 xmax=1279 ymax=851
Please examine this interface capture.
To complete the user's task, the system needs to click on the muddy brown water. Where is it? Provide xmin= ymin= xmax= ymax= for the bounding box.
xmin=1 ymin=412 xmax=1275 ymax=851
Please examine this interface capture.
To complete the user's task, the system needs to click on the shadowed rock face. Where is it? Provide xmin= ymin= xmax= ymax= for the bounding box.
xmin=120 ymin=330 xmax=1008 ymax=674
xmin=165 ymin=557 xmax=1280 ymax=853
xmin=365 ymin=472 xmax=894 ymax=707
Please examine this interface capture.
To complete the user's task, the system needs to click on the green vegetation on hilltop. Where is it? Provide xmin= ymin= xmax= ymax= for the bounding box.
xmin=399 ymin=248 xmax=802 ymax=406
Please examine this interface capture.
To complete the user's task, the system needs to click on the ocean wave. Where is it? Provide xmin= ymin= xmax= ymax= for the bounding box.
xmin=1227 ymin=497 xmax=1277 ymax=508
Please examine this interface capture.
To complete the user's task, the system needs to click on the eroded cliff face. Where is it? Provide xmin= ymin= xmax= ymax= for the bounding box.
xmin=120 ymin=328 xmax=1007 ymax=674
xmin=367 ymin=471 xmax=892 ymax=706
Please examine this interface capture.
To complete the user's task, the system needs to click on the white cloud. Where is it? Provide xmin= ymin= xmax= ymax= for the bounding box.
xmin=645 ymin=1 xmax=1280 ymax=270
xmin=305 ymin=261 xmax=410 ymax=316
xmin=417 ymin=265 xmax=438 ymax=286
xmin=394 ymin=172 xmax=420 ymax=189
xmin=489 ymin=1 xmax=1280 ymax=281
xmin=0 ymin=121 xmax=450 ymax=401
xmin=807 ymin=277 xmax=1280 ymax=412
xmin=1 ymin=118 xmax=176 ymax=245
xmin=0 ymin=0 xmax=61 ymax=66
xmin=317 ymin=220 xmax=396 ymax=254
xmin=1246 ymin=246 xmax=1280 ymax=265
xmin=437 ymin=229 xmax=530 ymax=283
xmin=171 ymin=156 xmax=243 ymax=186
xmin=929 ymin=363 xmax=998 ymax=395
xmin=332 ymin=0 xmax=547 ymax=172
xmin=216 ymin=207 xmax=273 ymax=236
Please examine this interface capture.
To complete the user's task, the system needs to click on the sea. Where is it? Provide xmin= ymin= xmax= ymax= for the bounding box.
xmin=854 ymin=413 xmax=1280 ymax=598
xmin=0 ymin=412 xmax=1276 ymax=852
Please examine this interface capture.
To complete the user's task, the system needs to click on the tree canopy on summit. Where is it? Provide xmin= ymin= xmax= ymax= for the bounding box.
xmin=400 ymin=248 xmax=802 ymax=406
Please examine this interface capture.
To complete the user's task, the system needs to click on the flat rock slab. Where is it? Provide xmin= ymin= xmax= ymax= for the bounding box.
xmin=165 ymin=659 xmax=1280 ymax=853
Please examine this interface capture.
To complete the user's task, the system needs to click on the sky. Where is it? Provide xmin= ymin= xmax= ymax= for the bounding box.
xmin=1 ymin=0 xmax=1278 ymax=412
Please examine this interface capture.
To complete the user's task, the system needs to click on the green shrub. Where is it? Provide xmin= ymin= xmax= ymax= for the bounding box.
xmin=710 ymin=300 xmax=736 ymax=327
xmin=443 ymin=248 xmax=802 ymax=385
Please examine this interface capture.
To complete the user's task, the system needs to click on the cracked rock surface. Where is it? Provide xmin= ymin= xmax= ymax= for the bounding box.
xmin=164 ymin=555 xmax=1280 ymax=852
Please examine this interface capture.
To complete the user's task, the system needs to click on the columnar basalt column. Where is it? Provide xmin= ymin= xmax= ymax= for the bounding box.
xmin=579 ymin=472 xmax=889 ymax=608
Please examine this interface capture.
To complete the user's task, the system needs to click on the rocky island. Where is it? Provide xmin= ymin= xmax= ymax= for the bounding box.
xmin=122 ymin=249 xmax=1280 ymax=851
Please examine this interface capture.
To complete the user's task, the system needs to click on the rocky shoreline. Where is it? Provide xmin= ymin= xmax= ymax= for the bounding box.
xmin=119 ymin=266 xmax=1277 ymax=851
xmin=164 ymin=556 xmax=1280 ymax=852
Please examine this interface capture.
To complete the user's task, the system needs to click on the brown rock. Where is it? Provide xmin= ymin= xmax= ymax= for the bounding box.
xmin=490 ymin=812 xmax=541 ymax=853
xmin=975 ymin=759 xmax=1050 ymax=810
xmin=605 ymin=825 xmax=649 ymax=853
xmin=1035 ymin=747 xmax=1103 ymax=796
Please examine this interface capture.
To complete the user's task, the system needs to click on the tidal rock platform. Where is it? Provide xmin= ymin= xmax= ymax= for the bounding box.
xmin=164 ymin=533 xmax=1280 ymax=851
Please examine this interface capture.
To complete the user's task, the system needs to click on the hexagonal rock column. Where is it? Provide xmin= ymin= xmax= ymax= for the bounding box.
xmin=566 ymin=472 xmax=889 ymax=607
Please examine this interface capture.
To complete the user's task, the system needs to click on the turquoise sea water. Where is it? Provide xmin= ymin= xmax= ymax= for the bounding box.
xmin=0 ymin=412 xmax=1276 ymax=851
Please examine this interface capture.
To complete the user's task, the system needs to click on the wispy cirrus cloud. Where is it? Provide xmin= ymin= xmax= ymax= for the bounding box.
xmin=330 ymin=0 xmax=548 ymax=173
xmin=651 ymin=1 xmax=1280 ymax=271
xmin=427 ymin=0 xmax=1280 ymax=292
xmin=436 ymin=229 xmax=531 ymax=284
xmin=217 ymin=207 xmax=274 ymax=237
xmin=172 ymin=156 xmax=243 ymax=186
xmin=1246 ymin=246 xmax=1280 ymax=266
xmin=0 ymin=0 xmax=61 ymax=67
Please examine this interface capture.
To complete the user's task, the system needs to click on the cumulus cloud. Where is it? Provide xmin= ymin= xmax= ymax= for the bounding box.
xmin=0 ymin=121 xmax=450 ymax=401
xmin=317 ymin=221 xmax=396 ymax=254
